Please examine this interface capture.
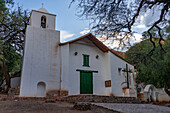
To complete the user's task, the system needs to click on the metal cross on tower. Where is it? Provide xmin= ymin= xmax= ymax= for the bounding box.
xmin=42 ymin=3 xmax=44 ymax=8
xmin=122 ymin=64 xmax=132 ymax=88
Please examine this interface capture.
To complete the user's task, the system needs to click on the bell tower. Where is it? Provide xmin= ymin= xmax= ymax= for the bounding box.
xmin=20 ymin=8 xmax=61 ymax=97
xmin=29 ymin=8 xmax=56 ymax=30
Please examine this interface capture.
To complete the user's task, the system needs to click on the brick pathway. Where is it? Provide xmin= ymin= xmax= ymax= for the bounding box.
xmin=92 ymin=103 xmax=170 ymax=113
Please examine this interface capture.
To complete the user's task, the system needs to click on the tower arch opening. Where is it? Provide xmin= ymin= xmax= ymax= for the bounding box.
xmin=37 ymin=81 xmax=46 ymax=97
xmin=41 ymin=15 xmax=46 ymax=28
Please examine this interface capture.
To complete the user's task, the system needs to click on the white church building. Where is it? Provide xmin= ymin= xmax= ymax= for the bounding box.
xmin=20 ymin=8 xmax=137 ymax=97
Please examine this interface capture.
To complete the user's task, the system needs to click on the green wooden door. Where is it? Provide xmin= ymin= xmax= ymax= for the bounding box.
xmin=80 ymin=71 xmax=93 ymax=94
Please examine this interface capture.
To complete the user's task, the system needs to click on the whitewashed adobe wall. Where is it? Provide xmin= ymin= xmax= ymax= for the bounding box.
xmin=109 ymin=52 xmax=136 ymax=97
xmin=143 ymin=84 xmax=170 ymax=102
xmin=20 ymin=8 xmax=136 ymax=97
xmin=30 ymin=9 xmax=56 ymax=30
xmin=20 ymin=26 xmax=60 ymax=97
xmin=60 ymin=44 xmax=70 ymax=91
xmin=61 ymin=40 xmax=112 ymax=96
xmin=20 ymin=9 xmax=61 ymax=97
xmin=60 ymin=39 xmax=136 ymax=97
xmin=11 ymin=77 xmax=21 ymax=88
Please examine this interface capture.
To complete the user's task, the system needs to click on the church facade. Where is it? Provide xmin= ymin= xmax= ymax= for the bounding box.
xmin=20 ymin=8 xmax=137 ymax=97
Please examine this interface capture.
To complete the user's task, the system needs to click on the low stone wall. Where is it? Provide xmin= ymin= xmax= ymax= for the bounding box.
xmin=56 ymin=95 xmax=141 ymax=103
xmin=14 ymin=97 xmax=46 ymax=101
xmin=142 ymin=85 xmax=170 ymax=102
xmin=8 ymin=94 xmax=141 ymax=103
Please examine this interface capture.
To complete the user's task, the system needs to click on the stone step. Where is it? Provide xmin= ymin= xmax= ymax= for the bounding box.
xmin=56 ymin=95 xmax=141 ymax=103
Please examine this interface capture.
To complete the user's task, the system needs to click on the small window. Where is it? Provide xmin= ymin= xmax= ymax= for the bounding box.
xmin=83 ymin=54 xmax=89 ymax=67
xmin=41 ymin=15 xmax=46 ymax=28
xmin=118 ymin=68 xmax=122 ymax=76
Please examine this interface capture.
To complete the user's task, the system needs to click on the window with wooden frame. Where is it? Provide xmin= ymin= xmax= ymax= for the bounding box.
xmin=83 ymin=54 xmax=89 ymax=67
xmin=105 ymin=80 xmax=111 ymax=87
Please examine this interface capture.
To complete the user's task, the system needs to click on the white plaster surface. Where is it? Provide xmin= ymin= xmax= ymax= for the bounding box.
xmin=30 ymin=10 xmax=55 ymax=30
xmin=109 ymin=52 xmax=136 ymax=97
xmin=65 ymin=40 xmax=112 ymax=95
xmin=20 ymin=8 xmax=137 ymax=97
xmin=11 ymin=77 xmax=21 ymax=88
xmin=38 ymin=8 xmax=48 ymax=13
xmin=20 ymin=9 xmax=61 ymax=97
xmin=60 ymin=40 xmax=136 ymax=97
xmin=20 ymin=26 xmax=60 ymax=97
xmin=143 ymin=85 xmax=170 ymax=102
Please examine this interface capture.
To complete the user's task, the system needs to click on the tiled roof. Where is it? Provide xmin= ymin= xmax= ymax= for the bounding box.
xmin=110 ymin=49 xmax=125 ymax=58
xmin=59 ymin=33 xmax=109 ymax=52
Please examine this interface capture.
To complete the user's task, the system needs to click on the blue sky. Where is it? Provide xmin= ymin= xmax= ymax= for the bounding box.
xmin=14 ymin=0 xmax=90 ymax=42
xmin=13 ymin=0 xmax=161 ymax=49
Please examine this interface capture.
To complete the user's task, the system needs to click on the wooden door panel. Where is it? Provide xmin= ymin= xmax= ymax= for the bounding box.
xmin=80 ymin=72 xmax=93 ymax=94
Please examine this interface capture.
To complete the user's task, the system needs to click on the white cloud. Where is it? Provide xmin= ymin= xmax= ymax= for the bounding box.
xmin=132 ymin=24 xmax=148 ymax=34
xmin=139 ymin=13 xmax=147 ymax=24
xmin=132 ymin=6 xmax=162 ymax=34
xmin=97 ymin=33 xmax=143 ymax=51
xmin=133 ymin=33 xmax=143 ymax=40
xmin=140 ymin=15 xmax=144 ymax=23
xmin=80 ymin=28 xmax=90 ymax=35
xmin=143 ymin=7 xmax=162 ymax=25
xmin=135 ymin=24 xmax=146 ymax=29
xmin=60 ymin=30 xmax=75 ymax=42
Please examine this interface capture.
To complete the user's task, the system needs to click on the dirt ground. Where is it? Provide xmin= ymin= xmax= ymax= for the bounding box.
xmin=0 ymin=100 xmax=119 ymax=113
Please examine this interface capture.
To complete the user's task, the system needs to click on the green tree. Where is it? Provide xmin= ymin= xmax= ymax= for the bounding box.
xmin=0 ymin=41 xmax=22 ymax=90
xmin=0 ymin=0 xmax=29 ymax=91
xmin=125 ymin=38 xmax=170 ymax=89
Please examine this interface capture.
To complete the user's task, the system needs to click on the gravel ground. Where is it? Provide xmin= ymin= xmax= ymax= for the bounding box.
xmin=0 ymin=100 xmax=118 ymax=113
xmin=92 ymin=103 xmax=170 ymax=113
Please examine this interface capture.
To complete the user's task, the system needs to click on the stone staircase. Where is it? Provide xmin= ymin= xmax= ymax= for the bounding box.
xmin=13 ymin=95 xmax=141 ymax=103
xmin=56 ymin=95 xmax=141 ymax=103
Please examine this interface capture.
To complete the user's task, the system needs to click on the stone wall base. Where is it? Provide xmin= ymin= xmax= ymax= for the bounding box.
xmin=56 ymin=95 xmax=141 ymax=103
xmin=46 ymin=90 xmax=68 ymax=97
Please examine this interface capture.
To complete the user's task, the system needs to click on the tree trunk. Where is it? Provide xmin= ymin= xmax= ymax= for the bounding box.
xmin=0 ymin=58 xmax=10 ymax=92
